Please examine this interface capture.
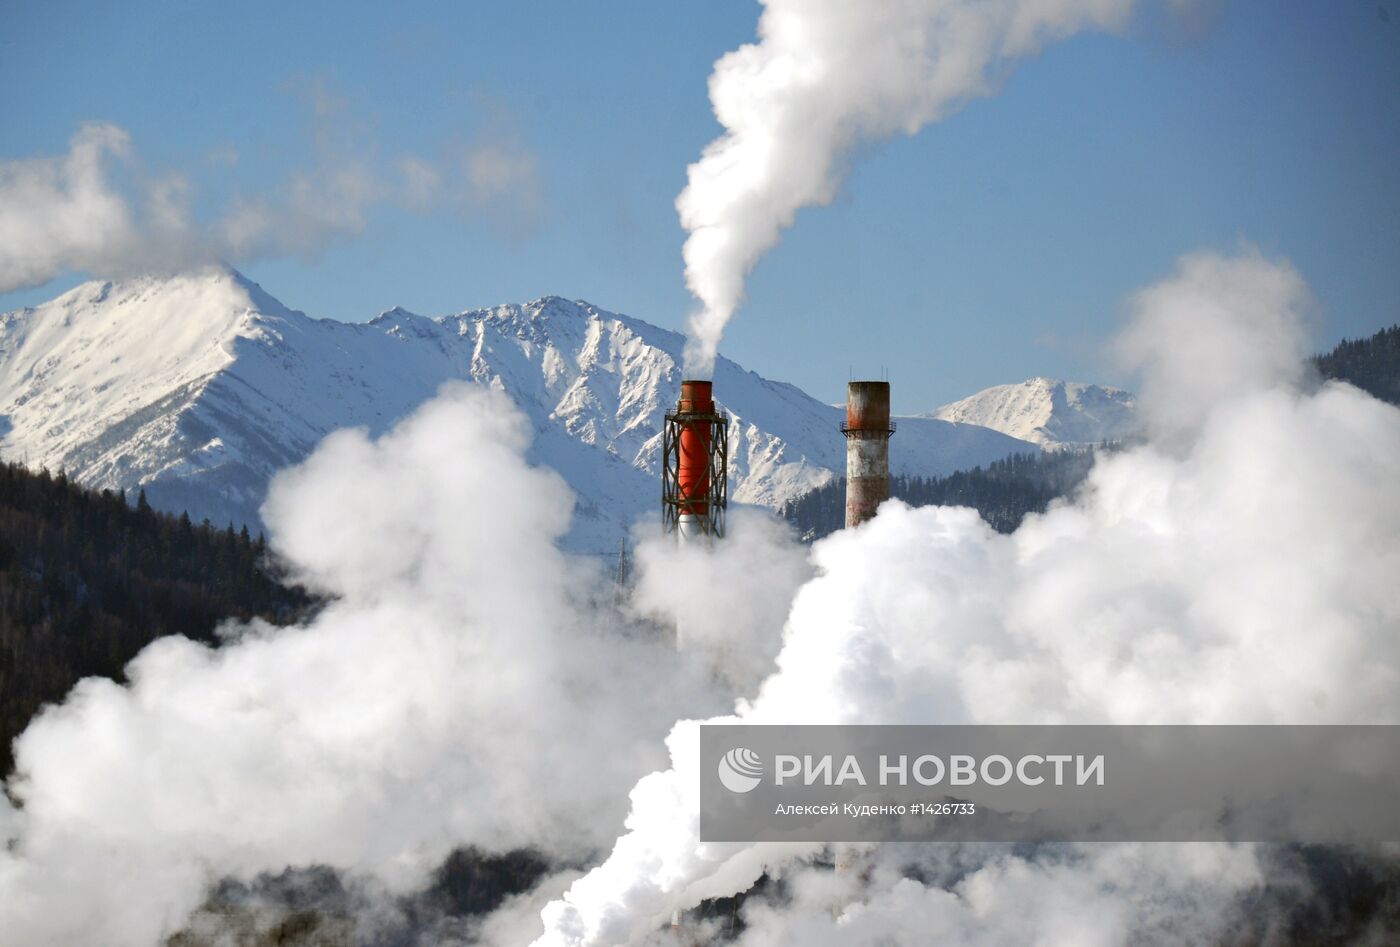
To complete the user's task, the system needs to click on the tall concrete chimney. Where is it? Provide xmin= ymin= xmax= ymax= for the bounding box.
xmin=842 ymin=381 xmax=894 ymax=528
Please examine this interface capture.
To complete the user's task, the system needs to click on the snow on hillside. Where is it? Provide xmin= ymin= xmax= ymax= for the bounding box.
xmin=0 ymin=268 xmax=1034 ymax=549
xmin=929 ymin=377 xmax=1138 ymax=449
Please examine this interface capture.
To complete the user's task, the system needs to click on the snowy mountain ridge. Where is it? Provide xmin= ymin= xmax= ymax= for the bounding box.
xmin=928 ymin=376 xmax=1138 ymax=449
xmin=0 ymin=268 xmax=1037 ymax=549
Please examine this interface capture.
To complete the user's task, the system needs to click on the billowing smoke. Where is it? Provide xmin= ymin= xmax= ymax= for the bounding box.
xmin=677 ymin=0 xmax=1139 ymax=375
xmin=531 ymin=248 xmax=1400 ymax=944
xmin=1113 ymin=248 xmax=1314 ymax=440
xmin=3 ymin=247 xmax=1396 ymax=945
xmin=627 ymin=508 xmax=812 ymax=694
xmin=0 ymin=383 xmax=790 ymax=945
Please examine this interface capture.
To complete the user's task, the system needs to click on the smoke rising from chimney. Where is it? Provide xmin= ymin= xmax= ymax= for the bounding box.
xmin=531 ymin=248 xmax=1400 ymax=944
xmin=677 ymin=0 xmax=1139 ymax=376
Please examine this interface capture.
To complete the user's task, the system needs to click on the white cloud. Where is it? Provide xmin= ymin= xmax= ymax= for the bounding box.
xmin=0 ymin=109 xmax=548 ymax=293
xmin=459 ymin=133 xmax=547 ymax=238
xmin=0 ymin=123 xmax=187 ymax=292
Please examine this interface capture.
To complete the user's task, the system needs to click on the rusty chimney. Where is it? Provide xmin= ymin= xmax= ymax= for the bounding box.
xmin=842 ymin=381 xmax=894 ymax=528
xmin=662 ymin=379 xmax=729 ymax=541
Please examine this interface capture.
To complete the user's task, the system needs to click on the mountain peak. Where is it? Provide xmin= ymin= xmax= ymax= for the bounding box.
xmin=930 ymin=377 xmax=1138 ymax=449
xmin=24 ymin=266 xmax=302 ymax=328
xmin=370 ymin=304 xmax=431 ymax=325
xmin=224 ymin=267 xmax=303 ymax=320
xmin=524 ymin=295 xmax=596 ymax=318
xmin=0 ymin=267 xmax=314 ymax=495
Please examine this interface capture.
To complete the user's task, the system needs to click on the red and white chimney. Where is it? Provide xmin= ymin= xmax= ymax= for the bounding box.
xmin=841 ymin=381 xmax=894 ymax=528
xmin=662 ymin=379 xmax=728 ymax=541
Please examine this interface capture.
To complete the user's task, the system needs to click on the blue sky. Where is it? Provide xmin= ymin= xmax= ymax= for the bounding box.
xmin=2 ymin=0 xmax=1397 ymax=410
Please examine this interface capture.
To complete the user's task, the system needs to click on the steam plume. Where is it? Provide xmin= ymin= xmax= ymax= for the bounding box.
xmin=532 ymin=248 xmax=1400 ymax=943
xmin=678 ymin=0 xmax=1138 ymax=375
xmin=0 ymin=384 xmax=766 ymax=945
xmin=3 ymin=249 xmax=1396 ymax=945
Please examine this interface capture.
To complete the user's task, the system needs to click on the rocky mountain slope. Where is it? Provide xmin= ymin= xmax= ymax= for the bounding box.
xmin=0 ymin=268 xmax=1034 ymax=549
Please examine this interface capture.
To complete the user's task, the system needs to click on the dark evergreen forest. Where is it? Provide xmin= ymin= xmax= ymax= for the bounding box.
xmin=0 ymin=464 xmax=313 ymax=777
xmin=780 ymin=449 xmax=1098 ymax=540
xmin=1312 ymin=324 xmax=1400 ymax=407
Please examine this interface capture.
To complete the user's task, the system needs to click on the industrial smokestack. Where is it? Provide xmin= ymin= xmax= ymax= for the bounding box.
xmin=842 ymin=381 xmax=894 ymax=529
xmin=662 ymin=379 xmax=729 ymax=541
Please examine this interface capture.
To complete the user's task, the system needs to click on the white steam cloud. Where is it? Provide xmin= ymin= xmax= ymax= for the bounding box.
xmin=2 ymin=248 xmax=1396 ymax=945
xmin=532 ymin=248 xmax=1400 ymax=944
xmin=726 ymin=843 xmax=1265 ymax=946
xmin=0 ymin=115 xmax=545 ymax=295
xmin=627 ymin=509 xmax=812 ymax=694
xmin=678 ymin=0 xmax=1139 ymax=375
xmin=0 ymin=383 xmax=788 ymax=945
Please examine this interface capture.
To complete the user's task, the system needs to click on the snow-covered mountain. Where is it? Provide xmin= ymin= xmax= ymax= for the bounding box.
xmin=0 ymin=268 xmax=1034 ymax=549
xmin=928 ymin=377 xmax=1137 ymax=449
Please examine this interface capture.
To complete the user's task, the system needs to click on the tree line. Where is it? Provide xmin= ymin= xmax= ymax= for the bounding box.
xmin=1312 ymin=323 xmax=1400 ymax=407
xmin=779 ymin=447 xmax=1099 ymax=541
xmin=0 ymin=463 xmax=313 ymax=777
